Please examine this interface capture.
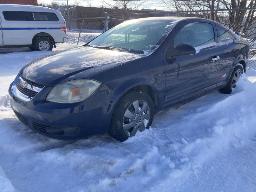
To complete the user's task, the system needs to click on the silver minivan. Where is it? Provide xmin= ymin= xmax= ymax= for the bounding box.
xmin=0 ymin=4 xmax=67 ymax=51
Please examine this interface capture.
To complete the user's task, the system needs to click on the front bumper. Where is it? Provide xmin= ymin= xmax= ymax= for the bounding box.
xmin=9 ymin=82 xmax=112 ymax=139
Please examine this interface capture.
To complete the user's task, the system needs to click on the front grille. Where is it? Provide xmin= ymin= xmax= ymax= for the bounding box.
xmin=16 ymin=83 xmax=37 ymax=97
xmin=14 ymin=110 xmax=48 ymax=133
xmin=14 ymin=77 xmax=44 ymax=100
xmin=13 ymin=110 xmax=66 ymax=137
xmin=32 ymin=121 xmax=65 ymax=136
xmin=32 ymin=122 xmax=48 ymax=133
xmin=14 ymin=111 xmax=49 ymax=134
xmin=24 ymin=78 xmax=44 ymax=89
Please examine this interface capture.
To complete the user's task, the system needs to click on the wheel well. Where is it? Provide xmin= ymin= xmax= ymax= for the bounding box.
xmin=111 ymin=85 xmax=158 ymax=114
xmin=32 ymin=33 xmax=55 ymax=46
xmin=125 ymin=85 xmax=157 ymax=106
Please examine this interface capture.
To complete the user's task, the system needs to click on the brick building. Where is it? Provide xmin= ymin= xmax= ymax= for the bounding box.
xmin=0 ymin=0 xmax=37 ymax=5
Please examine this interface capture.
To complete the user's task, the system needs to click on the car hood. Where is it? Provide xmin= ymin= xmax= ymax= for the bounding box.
xmin=22 ymin=47 xmax=143 ymax=85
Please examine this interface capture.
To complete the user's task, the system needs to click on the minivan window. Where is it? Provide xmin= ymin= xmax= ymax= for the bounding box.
xmin=3 ymin=11 xmax=59 ymax=21
xmin=33 ymin=12 xmax=59 ymax=21
xmin=3 ymin=11 xmax=33 ymax=21
xmin=174 ymin=22 xmax=215 ymax=48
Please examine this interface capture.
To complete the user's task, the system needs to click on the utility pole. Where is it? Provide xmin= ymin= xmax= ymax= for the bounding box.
xmin=104 ymin=12 xmax=110 ymax=32
xmin=67 ymin=0 xmax=70 ymax=29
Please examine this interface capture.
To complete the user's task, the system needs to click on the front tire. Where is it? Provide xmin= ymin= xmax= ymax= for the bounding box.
xmin=110 ymin=90 xmax=154 ymax=142
xmin=220 ymin=66 xmax=243 ymax=94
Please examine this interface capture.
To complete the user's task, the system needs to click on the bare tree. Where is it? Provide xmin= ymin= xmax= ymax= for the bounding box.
xmin=103 ymin=0 xmax=144 ymax=19
xmin=163 ymin=0 xmax=256 ymax=36
xmin=103 ymin=0 xmax=143 ymax=9
xmin=114 ymin=0 xmax=134 ymax=9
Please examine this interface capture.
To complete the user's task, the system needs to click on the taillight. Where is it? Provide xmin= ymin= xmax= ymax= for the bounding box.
xmin=61 ymin=26 xmax=67 ymax=34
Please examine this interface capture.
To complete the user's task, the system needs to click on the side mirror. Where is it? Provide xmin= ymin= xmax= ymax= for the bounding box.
xmin=167 ymin=44 xmax=196 ymax=59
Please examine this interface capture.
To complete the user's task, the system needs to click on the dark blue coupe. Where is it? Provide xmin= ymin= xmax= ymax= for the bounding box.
xmin=9 ymin=17 xmax=249 ymax=141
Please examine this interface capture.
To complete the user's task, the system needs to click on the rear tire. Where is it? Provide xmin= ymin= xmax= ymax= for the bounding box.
xmin=110 ymin=90 xmax=154 ymax=142
xmin=33 ymin=36 xmax=53 ymax=51
xmin=220 ymin=66 xmax=243 ymax=94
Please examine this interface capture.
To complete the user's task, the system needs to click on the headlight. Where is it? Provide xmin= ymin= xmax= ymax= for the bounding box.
xmin=46 ymin=80 xmax=101 ymax=103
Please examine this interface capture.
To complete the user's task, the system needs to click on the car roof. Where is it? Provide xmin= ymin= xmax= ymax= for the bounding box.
xmin=0 ymin=4 xmax=56 ymax=12
xmin=128 ymin=16 xmax=212 ymax=23
xmin=125 ymin=16 xmax=215 ymax=24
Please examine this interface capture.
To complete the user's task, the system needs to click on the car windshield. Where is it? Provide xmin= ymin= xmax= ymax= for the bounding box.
xmin=88 ymin=19 xmax=176 ymax=54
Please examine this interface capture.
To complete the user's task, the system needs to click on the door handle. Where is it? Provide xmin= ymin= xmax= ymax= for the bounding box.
xmin=211 ymin=56 xmax=220 ymax=62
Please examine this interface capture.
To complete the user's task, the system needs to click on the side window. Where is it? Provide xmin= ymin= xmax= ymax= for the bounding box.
xmin=33 ymin=12 xmax=59 ymax=21
xmin=174 ymin=22 xmax=215 ymax=48
xmin=216 ymin=26 xmax=234 ymax=42
xmin=3 ymin=11 xmax=33 ymax=21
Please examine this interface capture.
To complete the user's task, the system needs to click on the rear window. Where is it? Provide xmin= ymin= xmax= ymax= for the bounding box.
xmin=33 ymin=12 xmax=59 ymax=21
xmin=3 ymin=11 xmax=59 ymax=21
xmin=3 ymin=11 xmax=33 ymax=21
xmin=174 ymin=22 xmax=215 ymax=48
xmin=216 ymin=25 xmax=234 ymax=42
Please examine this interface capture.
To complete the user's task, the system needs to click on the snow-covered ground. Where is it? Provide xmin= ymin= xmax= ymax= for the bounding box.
xmin=1 ymin=34 xmax=256 ymax=192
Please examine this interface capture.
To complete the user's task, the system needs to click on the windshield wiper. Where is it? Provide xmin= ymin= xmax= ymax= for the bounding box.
xmin=113 ymin=47 xmax=145 ymax=54
xmin=90 ymin=45 xmax=144 ymax=54
xmin=91 ymin=45 xmax=113 ymax=50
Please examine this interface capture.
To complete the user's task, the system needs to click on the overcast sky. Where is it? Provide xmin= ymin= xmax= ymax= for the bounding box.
xmin=38 ymin=0 xmax=169 ymax=11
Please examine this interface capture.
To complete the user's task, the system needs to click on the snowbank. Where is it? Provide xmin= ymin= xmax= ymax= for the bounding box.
xmin=147 ymin=77 xmax=256 ymax=192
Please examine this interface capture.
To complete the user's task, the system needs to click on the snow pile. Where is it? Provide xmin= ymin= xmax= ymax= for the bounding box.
xmin=184 ymin=78 xmax=256 ymax=158
xmin=124 ymin=78 xmax=256 ymax=192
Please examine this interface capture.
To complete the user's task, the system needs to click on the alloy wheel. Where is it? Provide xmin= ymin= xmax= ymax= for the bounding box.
xmin=38 ymin=40 xmax=51 ymax=51
xmin=122 ymin=100 xmax=151 ymax=137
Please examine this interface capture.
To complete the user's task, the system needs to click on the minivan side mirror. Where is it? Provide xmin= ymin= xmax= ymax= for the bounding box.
xmin=166 ymin=44 xmax=196 ymax=59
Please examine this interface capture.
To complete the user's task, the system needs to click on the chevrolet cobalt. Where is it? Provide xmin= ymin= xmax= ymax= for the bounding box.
xmin=9 ymin=17 xmax=249 ymax=141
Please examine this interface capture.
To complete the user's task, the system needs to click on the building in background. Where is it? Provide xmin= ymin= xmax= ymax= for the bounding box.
xmin=64 ymin=6 xmax=176 ymax=30
xmin=0 ymin=0 xmax=37 ymax=5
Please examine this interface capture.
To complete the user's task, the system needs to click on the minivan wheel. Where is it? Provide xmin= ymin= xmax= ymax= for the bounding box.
xmin=110 ymin=90 xmax=154 ymax=142
xmin=220 ymin=66 xmax=243 ymax=94
xmin=34 ymin=37 xmax=53 ymax=51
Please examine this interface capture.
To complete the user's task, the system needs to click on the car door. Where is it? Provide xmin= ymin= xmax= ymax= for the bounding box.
xmin=163 ymin=21 xmax=220 ymax=105
xmin=211 ymin=24 xmax=237 ymax=84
